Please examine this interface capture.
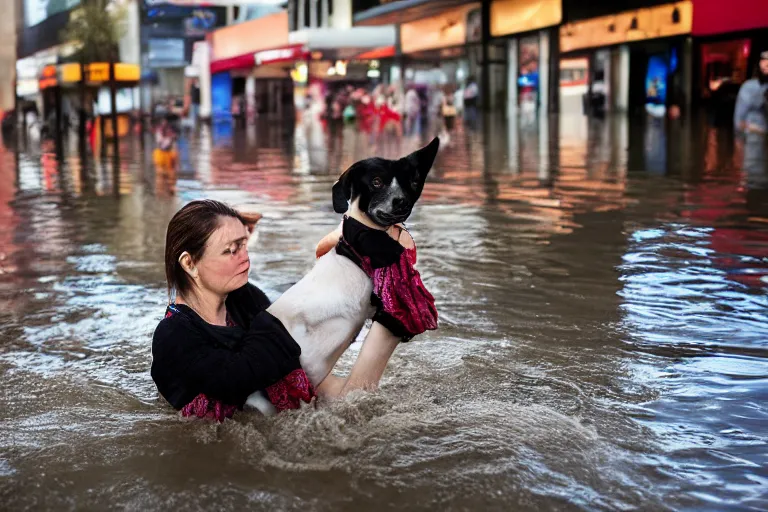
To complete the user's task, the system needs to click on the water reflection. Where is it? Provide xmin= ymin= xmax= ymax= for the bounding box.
xmin=0 ymin=115 xmax=767 ymax=510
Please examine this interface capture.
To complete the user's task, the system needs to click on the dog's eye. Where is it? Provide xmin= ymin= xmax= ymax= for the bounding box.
xmin=372 ymin=177 xmax=383 ymax=188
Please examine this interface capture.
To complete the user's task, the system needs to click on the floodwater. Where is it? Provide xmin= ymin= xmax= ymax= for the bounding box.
xmin=1 ymin=113 xmax=767 ymax=511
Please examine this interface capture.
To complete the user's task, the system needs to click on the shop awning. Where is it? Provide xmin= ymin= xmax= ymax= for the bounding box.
xmin=559 ymin=2 xmax=692 ymax=54
xmin=288 ymin=26 xmax=396 ymax=60
xmin=692 ymin=0 xmax=768 ymax=35
xmin=354 ymin=46 xmax=396 ymax=60
xmin=254 ymin=44 xmax=308 ymax=66
xmin=211 ymin=53 xmax=257 ymax=74
xmin=210 ymin=44 xmax=308 ymax=74
xmin=209 ymin=28 xmax=396 ymax=73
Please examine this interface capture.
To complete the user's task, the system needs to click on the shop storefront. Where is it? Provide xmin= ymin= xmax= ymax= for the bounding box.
xmin=490 ymin=0 xmax=562 ymax=114
xmin=208 ymin=11 xmax=294 ymax=120
xmin=38 ymin=62 xmax=141 ymax=137
xmin=395 ymin=2 xmax=482 ymax=113
xmin=288 ymin=25 xmax=396 ymax=110
xmin=692 ymin=0 xmax=768 ymax=121
xmin=559 ymin=1 xmax=693 ymax=116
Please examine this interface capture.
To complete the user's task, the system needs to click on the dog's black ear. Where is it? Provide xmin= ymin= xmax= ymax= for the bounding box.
xmin=332 ymin=174 xmax=350 ymax=213
xmin=405 ymin=137 xmax=440 ymax=177
xmin=332 ymin=163 xmax=359 ymax=213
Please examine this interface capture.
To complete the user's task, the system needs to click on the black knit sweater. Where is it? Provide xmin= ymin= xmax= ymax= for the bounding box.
xmin=150 ymin=283 xmax=303 ymax=409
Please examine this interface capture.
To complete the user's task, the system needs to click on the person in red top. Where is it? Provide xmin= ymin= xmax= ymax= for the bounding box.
xmin=151 ymin=200 xmax=404 ymax=421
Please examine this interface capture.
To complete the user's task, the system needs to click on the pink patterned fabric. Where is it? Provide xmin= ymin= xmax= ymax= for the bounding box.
xmin=359 ymin=244 xmax=438 ymax=337
xmin=170 ymin=306 xmax=315 ymax=421
xmin=181 ymin=393 xmax=237 ymax=422
xmin=265 ymin=368 xmax=315 ymax=412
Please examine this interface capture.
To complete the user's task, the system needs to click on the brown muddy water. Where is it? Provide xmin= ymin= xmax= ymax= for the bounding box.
xmin=0 ymin=115 xmax=767 ymax=511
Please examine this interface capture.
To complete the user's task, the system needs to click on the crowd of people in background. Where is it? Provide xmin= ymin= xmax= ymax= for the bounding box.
xmin=319 ymin=78 xmax=480 ymax=148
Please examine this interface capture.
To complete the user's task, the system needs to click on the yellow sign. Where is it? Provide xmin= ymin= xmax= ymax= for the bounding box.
xmin=85 ymin=63 xmax=140 ymax=83
xmin=114 ymin=63 xmax=140 ymax=82
xmin=39 ymin=62 xmax=141 ymax=88
xmin=491 ymin=0 xmax=562 ymax=37
xmin=87 ymin=63 xmax=110 ymax=83
xmin=560 ymin=1 xmax=692 ymax=53
xmin=60 ymin=63 xmax=82 ymax=83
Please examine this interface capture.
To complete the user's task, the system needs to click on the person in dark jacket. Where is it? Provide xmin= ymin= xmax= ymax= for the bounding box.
xmin=151 ymin=200 xmax=402 ymax=421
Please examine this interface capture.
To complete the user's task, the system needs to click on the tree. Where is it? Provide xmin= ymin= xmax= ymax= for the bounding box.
xmin=61 ymin=0 xmax=126 ymax=157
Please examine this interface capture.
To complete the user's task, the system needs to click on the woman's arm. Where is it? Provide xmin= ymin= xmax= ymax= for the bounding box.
xmin=316 ymin=321 xmax=400 ymax=399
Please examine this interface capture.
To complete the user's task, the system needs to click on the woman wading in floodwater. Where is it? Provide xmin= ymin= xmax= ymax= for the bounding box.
xmin=150 ymin=200 xmax=403 ymax=421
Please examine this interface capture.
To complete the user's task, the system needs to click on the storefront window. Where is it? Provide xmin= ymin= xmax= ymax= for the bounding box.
xmin=518 ymin=35 xmax=539 ymax=110
xmin=700 ymin=39 xmax=751 ymax=99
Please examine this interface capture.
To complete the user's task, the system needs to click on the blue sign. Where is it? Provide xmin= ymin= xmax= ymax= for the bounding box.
xmin=184 ymin=10 xmax=218 ymax=36
xmin=645 ymin=54 xmax=668 ymax=105
xmin=211 ymin=72 xmax=233 ymax=120
xmin=518 ymin=71 xmax=539 ymax=89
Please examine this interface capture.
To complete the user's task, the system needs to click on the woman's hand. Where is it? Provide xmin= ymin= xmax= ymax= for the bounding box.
xmin=239 ymin=211 xmax=263 ymax=237
xmin=315 ymin=225 xmax=342 ymax=258
xmin=314 ymin=223 xmax=414 ymax=259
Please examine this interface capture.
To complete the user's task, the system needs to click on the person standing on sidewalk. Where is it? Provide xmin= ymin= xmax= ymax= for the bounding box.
xmin=404 ymin=85 xmax=421 ymax=137
xmin=189 ymin=79 xmax=201 ymax=128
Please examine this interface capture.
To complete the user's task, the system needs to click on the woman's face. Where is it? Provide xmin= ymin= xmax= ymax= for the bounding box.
xmin=194 ymin=216 xmax=251 ymax=296
xmin=760 ymin=58 xmax=768 ymax=76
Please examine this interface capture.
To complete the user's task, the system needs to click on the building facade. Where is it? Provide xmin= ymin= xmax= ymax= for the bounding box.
xmin=139 ymin=0 xmax=226 ymax=106
xmin=0 ymin=0 xmax=20 ymax=113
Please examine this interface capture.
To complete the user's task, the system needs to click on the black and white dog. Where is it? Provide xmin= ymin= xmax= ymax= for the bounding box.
xmin=246 ymin=137 xmax=440 ymax=414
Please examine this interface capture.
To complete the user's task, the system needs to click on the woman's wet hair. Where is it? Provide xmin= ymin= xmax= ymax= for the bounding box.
xmin=164 ymin=199 xmax=246 ymax=298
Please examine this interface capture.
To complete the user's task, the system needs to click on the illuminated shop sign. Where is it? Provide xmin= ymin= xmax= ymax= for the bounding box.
xmin=560 ymin=1 xmax=692 ymax=53
xmin=491 ymin=0 xmax=562 ymax=38
xmin=400 ymin=3 xmax=481 ymax=54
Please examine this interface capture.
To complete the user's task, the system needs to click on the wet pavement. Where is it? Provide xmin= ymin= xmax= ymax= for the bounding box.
xmin=0 ymin=113 xmax=767 ymax=511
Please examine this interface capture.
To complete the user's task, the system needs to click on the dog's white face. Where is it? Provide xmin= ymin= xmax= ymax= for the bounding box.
xmin=333 ymin=137 xmax=440 ymax=227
